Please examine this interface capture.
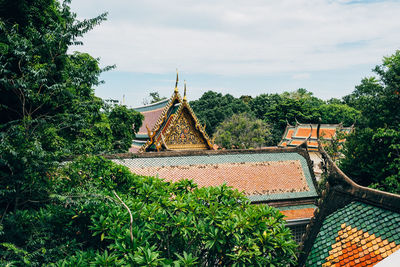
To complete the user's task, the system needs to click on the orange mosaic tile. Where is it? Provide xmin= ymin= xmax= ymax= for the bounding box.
xmin=322 ymin=223 xmax=400 ymax=267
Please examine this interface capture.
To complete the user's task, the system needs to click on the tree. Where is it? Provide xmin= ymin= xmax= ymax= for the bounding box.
xmin=0 ymin=156 xmax=298 ymax=266
xmin=142 ymin=92 xmax=167 ymax=105
xmin=318 ymin=103 xmax=360 ymax=126
xmin=340 ymin=51 xmax=400 ymax=193
xmin=0 ymin=0 xmax=142 ymax=211
xmin=214 ymin=113 xmax=272 ymax=149
xmin=190 ymin=91 xmax=251 ymax=136
xmin=108 ymin=105 xmax=143 ymax=152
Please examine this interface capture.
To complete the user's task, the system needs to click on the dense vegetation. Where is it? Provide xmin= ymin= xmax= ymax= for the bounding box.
xmin=214 ymin=112 xmax=272 ymax=149
xmin=340 ymin=52 xmax=400 ymax=193
xmin=191 ymin=57 xmax=399 ymax=194
xmin=191 ymin=88 xmax=360 ymax=145
xmin=0 ymin=0 xmax=298 ymax=265
xmin=1 ymin=156 xmax=297 ymax=266
xmin=1 ymin=0 xmax=398 ymax=265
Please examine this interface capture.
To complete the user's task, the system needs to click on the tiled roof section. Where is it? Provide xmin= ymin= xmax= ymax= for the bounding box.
xmin=279 ymin=123 xmax=353 ymax=150
xmin=130 ymin=160 xmax=309 ymax=196
xmin=113 ymin=151 xmax=318 ymax=202
xmin=305 ymin=201 xmax=400 ymax=266
xmin=135 ymin=106 xmax=167 ymax=137
xmin=279 ymin=204 xmax=317 ymax=220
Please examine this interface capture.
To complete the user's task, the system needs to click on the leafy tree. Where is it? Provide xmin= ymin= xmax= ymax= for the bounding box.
xmin=249 ymin=93 xmax=281 ymax=120
xmin=190 ymin=91 xmax=251 ymax=136
xmin=340 ymin=51 xmax=400 ymax=193
xmin=143 ymin=92 xmax=167 ymax=105
xmin=214 ymin=113 xmax=272 ymax=149
xmin=0 ymin=156 xmax=298 ymax=266
xmin=0 ymin=0 xmax=142 ymax=211
xmin=318 ymin=103 xmax=360 ymax=126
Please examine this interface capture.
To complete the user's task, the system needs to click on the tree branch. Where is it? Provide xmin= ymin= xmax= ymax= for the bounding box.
xmin=112 ymin=190 xmax=133 ymax=243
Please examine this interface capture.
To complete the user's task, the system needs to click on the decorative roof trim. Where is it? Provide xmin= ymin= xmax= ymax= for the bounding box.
xmin=297 ymin=124 xmax=400 ymax=266
xmin=137 ymin=87 xmax=213 ymax=152
xmin=138 ymin=90 xmax=183 ymax=152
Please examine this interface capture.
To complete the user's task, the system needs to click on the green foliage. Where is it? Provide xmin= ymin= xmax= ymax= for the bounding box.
xmin=1 ymin=156 xmax=298 ymax=266
xmin=340 ymin=50 xmax=400 ymax=193
xmin=190 ymin=91 xmax=251 ymax=136
xmin=108 ymin=105 xmax=143 ymax=152
xmin=0 ymin=0 xmax=143 ymax=212
xmin=214 ymin=113 xmax=272 ymax=149
xmin=318 ymin=104 xmax=360 ymax=126
xmin=143 ymin=92 xmax=167 ymax=105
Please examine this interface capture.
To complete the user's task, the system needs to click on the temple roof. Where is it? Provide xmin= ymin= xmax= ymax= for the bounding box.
xmin=278 ymin=123 xmax=353 ymax=151
xmin=112 ymin=147 xmax=319 ymax=222
xmin=298 ymin=137 xmax=400 ymax=266
xmin=132 ymin=78 xmax=213 ymax=152
xmin=134 ymin=99 xmax=169 ymax=139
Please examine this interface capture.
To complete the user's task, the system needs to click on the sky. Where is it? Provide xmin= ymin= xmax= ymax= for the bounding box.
xmin=69 ymin=0 xmax=400 ymax=107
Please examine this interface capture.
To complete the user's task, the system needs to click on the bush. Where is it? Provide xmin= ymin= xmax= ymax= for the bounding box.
xmin=1 ymin=156 xmax=298 ymax=266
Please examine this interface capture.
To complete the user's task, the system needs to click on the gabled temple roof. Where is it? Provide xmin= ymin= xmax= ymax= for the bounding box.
xmin=298 ymin=134 xmax=400 ymax=266
xmin=278 ymin=123 xmax=353 ymax=151
xmin=112 ymin=147 xmax=319 ymax=221
xmin=131 ymin=77 xmax=213 ymax=153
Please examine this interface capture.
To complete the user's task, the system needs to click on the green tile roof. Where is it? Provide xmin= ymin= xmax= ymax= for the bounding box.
xmin=305 ymin=201 xmax=400 ymax=266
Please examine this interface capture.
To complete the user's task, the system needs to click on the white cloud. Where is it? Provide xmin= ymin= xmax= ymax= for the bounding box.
xmin=292 ymin=73 xmax=311 ymax=79
xmin=70 ymin=0 xmax=400 ymax=76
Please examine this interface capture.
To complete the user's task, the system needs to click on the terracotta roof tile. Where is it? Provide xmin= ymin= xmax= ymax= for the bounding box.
xmin=280 ymin=207 xmax=316 ymax=220
xmin=129 ymin=160 xmax=309 ymax=196
xmin=136 ymin=107 xmax=165 ymax=135
xmin=114 ymin=151 xmax=318 ymax=202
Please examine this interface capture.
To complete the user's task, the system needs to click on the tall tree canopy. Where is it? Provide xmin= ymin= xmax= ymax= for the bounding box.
xmin=0 ymin=0 xmax=142 ymax=211
xmin=190 ymin=91 xmax=250 ymax=136
xmin=340 ymin=51 xmax=400 ymax=193
xmin=214 ymin=112 xmax=272 ymax=149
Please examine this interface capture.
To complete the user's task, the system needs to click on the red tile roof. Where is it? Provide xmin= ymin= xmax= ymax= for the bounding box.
xmin=129 ymin=160 xmax=310 ymax=196
xmin=137 ymin=107 xmax=165 ymax=136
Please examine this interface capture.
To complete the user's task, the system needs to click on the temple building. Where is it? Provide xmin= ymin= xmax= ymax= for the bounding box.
xmin=130 ymin=78 xmax=213 ymax=153
xmin=115 ymin=75 xmax=321 ymax=242
xmin=298 ymin=140 xmax=400 ymax=266
xmin=279 ymin=123 xmax=354 ymax=180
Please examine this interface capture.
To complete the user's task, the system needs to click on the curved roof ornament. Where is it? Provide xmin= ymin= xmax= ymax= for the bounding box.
xmin=183 ymin=80 xmax=187 ymax=101
xmin=295 ymin=117 xmax=300 ymax=126
xmin=174 ymin=69 xmax=179 ymax=93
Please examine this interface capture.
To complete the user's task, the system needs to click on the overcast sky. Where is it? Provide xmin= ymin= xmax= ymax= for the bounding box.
xmin=69 ymin=0 xmax=400 ymax=107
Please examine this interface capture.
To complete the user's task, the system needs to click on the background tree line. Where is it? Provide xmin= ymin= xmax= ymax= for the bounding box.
xmin=189 ymin=53 xmax=400 ymax=194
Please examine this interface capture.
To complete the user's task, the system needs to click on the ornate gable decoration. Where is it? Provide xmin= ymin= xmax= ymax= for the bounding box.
xmin=165 ymin=105 xmax=209 ymax=150
xmin=138 ymin=75 xmax=213 ymax=152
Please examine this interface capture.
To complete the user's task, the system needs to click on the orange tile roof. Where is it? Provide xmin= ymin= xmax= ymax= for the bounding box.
xmin=294 ymin=127 xmax=336 ymax=139
xmin=322 ymin=224 xmax=400 ymax=267
xmin=129 ymin=160 xmax=309 ymax=196
xmin=287 ymin=129 xmax=295 ymax=139
xmin=280 ymin=207 xmax=316 ymax=220
xmin=305 ymin=202 xmax=400 ymax=266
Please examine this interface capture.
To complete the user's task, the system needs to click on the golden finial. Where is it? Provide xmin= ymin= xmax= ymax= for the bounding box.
xmin=174 ymin=69 xmax=179 ymax=93
xmin=183 ymin=80 xmax=187 ymax=101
